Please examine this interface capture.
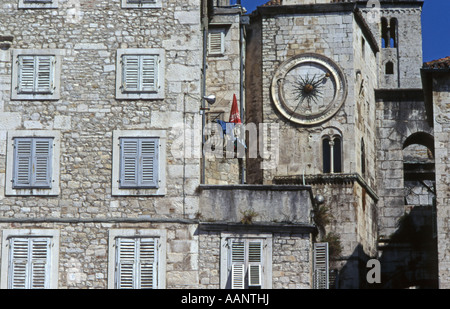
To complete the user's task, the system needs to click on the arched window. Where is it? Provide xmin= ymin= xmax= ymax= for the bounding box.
xmin=322 ymin=135 xmax=342 ymax=174
xmin=381 ymin=17 xmax=388 ymax=48
xmin=390 ymin=18 xmax=397 ymax=48
xmin=381 ymin=17 xmax=397 ymax=49
xmin=385 ymin=61 xmax=394 ymax=75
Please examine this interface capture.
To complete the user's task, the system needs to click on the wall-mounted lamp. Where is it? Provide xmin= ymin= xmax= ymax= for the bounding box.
xmin=200 ymin=95 xmax=216 ymax=111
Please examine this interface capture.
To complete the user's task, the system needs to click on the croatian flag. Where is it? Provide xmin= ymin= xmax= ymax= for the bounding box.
xmin=229 ymin=94 xmax=241 ymax=124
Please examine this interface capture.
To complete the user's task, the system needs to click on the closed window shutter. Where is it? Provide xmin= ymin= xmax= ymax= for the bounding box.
xmin=17 ymin=56 xmax=54 ymax=94
xmin=209 ymin=31 xmax=224 ymax=55
xmin=230 ymin=240 xmax=245 ymax=289
xmin=248 ymin=241 xmax=262 ymax=287
xmin=9 ymin=238 xmax=29 ymax=289
xmin=141 ymin=55 xmax=157 ymax=92
xmin=13 ymin=138 xmax=52 ymax=189
xmin=116 ymin=238 xmax=136 ymax=289
xmin=9 ymin=237 xmax=50 ymax=289
xmin=30 ymin=238 xmax=50 ymax=289
xmin=120 ymin=138 xmax=139 ymax=188
xmin=116 ymin=237 xmax=158 ymax=289
xmin=13 ymin=138 xmax=33 ymax=187
xmin=122 ymin=55 xmax=140 ymax=92
xmin=139 ymin=138 xmax=158 ymax=188
xmin=313 ymin=242 xmax=329 ymax=289
xmin=18 ymin=56 xmax=36 ymax=93
xmin=33 ymin=139 xmax=52 ymax=188
xmin=139 ymin=238 xmax=158 ymax=289
xmin=122 ymin=55 xmax=158 ymax=93
xmin=36 ymin=56 xmax=54 ymax=94
xmin=120 ymin=138 xmax=159 ymax=188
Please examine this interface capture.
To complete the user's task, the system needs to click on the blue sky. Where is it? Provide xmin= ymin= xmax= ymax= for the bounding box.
xmin=241 ymin=0 xmax=450 ymax=62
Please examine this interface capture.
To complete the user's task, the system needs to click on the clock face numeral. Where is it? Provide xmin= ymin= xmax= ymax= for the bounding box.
xmin=271 ymin=53 xmax=347 ymax=126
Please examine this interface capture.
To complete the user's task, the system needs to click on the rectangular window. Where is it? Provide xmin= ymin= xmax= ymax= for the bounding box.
xmin=119 ymin=137 xmax=159 ymax=189
xmin=13 ymin=137 xmax=53 ymax=189
xmin=313 ymin=242 xmax=329 ymax=289
xmin=1 ymin=230 xmax=59 ymax=289
xmin=8 ymin=237 xmax=51 ymax=289
xmin=122 ymin=55 xmax=158 ymax=93
xmin=19 ymin=0 xmax=58 ymax=8
xmin=121 ymin=0 xmax=161 ymax=8
xmin=17 ymin=55 xmax=54 ymax=94
xmin=115 ymin=237 xmax=159 ymax=289
xmin=228 ymin=238 xmax=264 ymax=289
xmin=116 ymin=49 xmax=165 ymax=100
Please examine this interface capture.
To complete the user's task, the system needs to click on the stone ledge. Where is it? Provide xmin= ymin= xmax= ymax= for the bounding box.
xmin=199 ymin=221 xmax=316 ymax=234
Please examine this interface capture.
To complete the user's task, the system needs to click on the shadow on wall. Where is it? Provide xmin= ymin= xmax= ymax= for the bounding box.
xmin=332 ymin=206 xmax=438 ymax=289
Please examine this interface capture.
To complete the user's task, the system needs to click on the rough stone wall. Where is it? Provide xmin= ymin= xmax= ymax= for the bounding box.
xmin=272 ymin=232 xmax=311 ymax=289
xmin=205 ymin=11 xmax=243 ymax=185
xmin=0 ymin=222 xmax=199 ymax=289
xmin=259 ymin=11 xmax=358 ymax=181
xmin=0 ymin=0 xmax=203 ymax=288
xmin=432 ymin=73 xmax=450 ymax=288
xmin=198 ymin=230 xmax=312 ymax=289
xmin=375 ymin=97 xmax=433 ymax=237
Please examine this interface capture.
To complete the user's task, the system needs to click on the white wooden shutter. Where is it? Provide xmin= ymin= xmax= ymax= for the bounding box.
xmin=18 ymin=56 xmax=36 ymax=93
xmin=141 ymin=55 xmax=157 ymax=92
xmin=122 ymin=55 xmax=140 ymax=92
xmin=208 ymin=31 xmax=224 ymax=55
xmin=313 ymin=242 xmax=329 ymax=289
xmin=9 ymin=238 xmax=29 ymax=289
xmin=30 ymin=238 xmax=50 ymax=289
xmin=17 ymin=55 xmax=53 ymax=94
xmin=116 ymin=238 xmax=136 ymax=289
xmin=9 ymin=237 xmax=50 ymax=289
xmin=230 ymin=240 xmax=245 ymax=289
xmin=248 ymin=241 xmax=262 ymax=287
xmin=35 ymin=56 xmax=54 ymax=94
xmin=138 ymin=238 xmax=157 ymax=289
xmin=116 ymin=237 xmax=158 ymax=289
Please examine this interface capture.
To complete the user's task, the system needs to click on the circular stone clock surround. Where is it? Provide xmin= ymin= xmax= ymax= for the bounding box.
xmin=270 ymin=53 xmax=348 ymax=126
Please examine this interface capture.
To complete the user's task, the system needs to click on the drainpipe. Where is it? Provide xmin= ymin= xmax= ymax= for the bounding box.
xmin=201 ymin=7 xmax=208 ymax=184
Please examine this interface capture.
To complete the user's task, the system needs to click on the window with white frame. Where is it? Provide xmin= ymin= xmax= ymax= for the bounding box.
xmin=19 ymin=0 xmax=58 ymax=9
xmin=220 ymin=234 xmax=272 ymax=289
xmin=121 ymin=0 xmax=161 ymax=9
xmin=11 ymin=49 xmax=63 ymax=100
xmin=5 ymin=131 xmax=60 ymax=196
xmin=116 ymin=49 xmax=165 ymax=100
xmin=1 ymin=229 xmax=59 ymax=289
xmin=112 ymin=130 xmax=166 ymax=196
xmin=208 ymin=29 xmax=225 ymax=56
xmin=108 ymin=229 xmax=166 ymax=289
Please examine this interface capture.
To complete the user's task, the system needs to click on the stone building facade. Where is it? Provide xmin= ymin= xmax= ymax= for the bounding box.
xmin=0 ymin=0 xmax=448 ymax=290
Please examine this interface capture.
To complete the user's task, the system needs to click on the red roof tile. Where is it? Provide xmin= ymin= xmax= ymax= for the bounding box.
xmin=424 ymin=56 xmax=450 ymax=70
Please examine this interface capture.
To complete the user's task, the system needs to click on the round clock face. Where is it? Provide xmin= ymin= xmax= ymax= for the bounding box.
xmin=271 ymin=53 xmax=347 ymax=125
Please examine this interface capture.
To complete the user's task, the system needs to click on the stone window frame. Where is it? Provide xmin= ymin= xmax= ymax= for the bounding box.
xmin=219 ymin=232 xmax=272 ymax=289
xmin=121 ymin=0 xmax=162 ymax=9
xmin=107 ymin=229 xmax=167 ymax=289
xmin=5 ymin=130 xmax=61 ymax=196
xmin=11 ymin=49 xmax=64 ymax=101
xmin=112 ymin=130 xmax=167 ymax=196
xmin=0 ymin=229 xmax=60 ymax=289
xmin=18 ymin=0 xmax=58 ymax=9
